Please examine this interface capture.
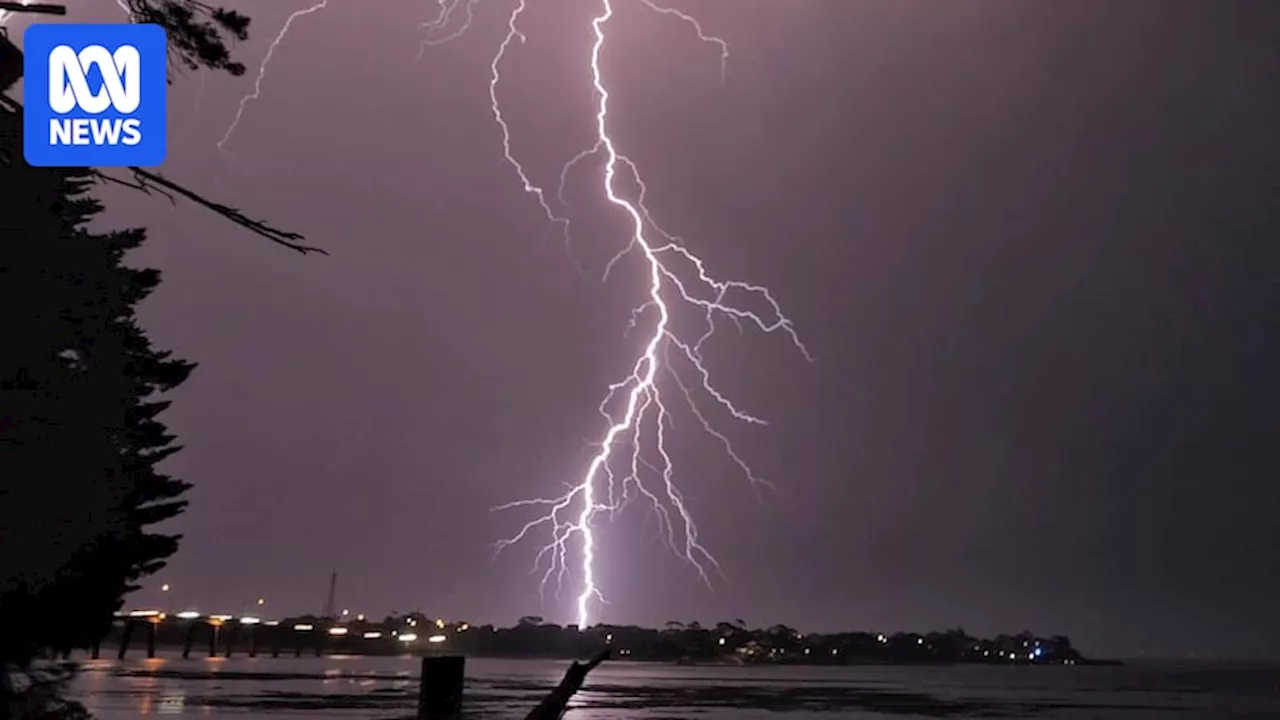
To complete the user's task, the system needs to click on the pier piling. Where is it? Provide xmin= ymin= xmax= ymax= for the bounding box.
xmin=208 ymin=624 xmax=219 ymax=658
xmin=417 ymin=655 xmax=465 ymax=720
xmin=146 ymin=621 xmax=157 ymax=658
xmin=182 ymin=624 xmax=197 ymax=659
xmin=248 ymin=627 xmax=259 ymax=658
xmin=117 ymin=621 xmax=134 ymax=659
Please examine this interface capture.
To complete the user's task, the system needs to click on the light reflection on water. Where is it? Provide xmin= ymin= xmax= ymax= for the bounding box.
xmin=70 ymin=656 xmax=1280 ymax=719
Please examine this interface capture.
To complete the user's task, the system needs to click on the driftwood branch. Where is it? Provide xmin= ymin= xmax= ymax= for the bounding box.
xmin=525 ymin=649 xmax=610 ymax=720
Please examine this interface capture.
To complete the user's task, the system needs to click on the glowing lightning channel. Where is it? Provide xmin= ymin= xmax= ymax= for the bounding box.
xmin=419 ymin=0 xmax=811 ymax=631
xmin=637 ymin=0 xmax=729 ymax=84
xmin=483 ymin=0 xmax=567 ymax=230
xmin=417 ymin=0 xmax=477 ymax=57
xmin=216 ymin=0 xmax=331 ymax=154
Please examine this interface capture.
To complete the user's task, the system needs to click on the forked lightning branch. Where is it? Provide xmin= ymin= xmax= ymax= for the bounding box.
xmin=413 ymin=0 xmax=813 ymax=629
xmin=211 ymin=0 xmax=812 ymax=629
xmin=14 ymin=3 xmax=811 ymax=629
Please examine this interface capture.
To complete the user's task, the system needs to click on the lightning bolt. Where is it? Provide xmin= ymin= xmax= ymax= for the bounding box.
xmin=7 ymin=0 xmax=806 ymax=633
xmin=417 ymin=0 xmax=811 ymax=630
xmin=637 ymin=0 xmax=728 ymax=84
xmin=481 ymin=0 xmax=567 ymax=231
xmin=216 ymin=0 xmax=330 ymax=155
xmin=416 ymin=0 xmax=477 ymax=57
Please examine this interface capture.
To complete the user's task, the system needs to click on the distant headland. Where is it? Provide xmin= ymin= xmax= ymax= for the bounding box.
xmin=104 ymin=610 xmax=1114 ymax=666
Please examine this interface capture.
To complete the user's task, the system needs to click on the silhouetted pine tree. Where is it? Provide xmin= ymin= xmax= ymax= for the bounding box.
xmin=0 ymin=5 xmax=315 ymax=716
xmin=122 ymin=0 xmax=251 ymax=76
xmin=0 ymin=109 xmax=191 ymax=711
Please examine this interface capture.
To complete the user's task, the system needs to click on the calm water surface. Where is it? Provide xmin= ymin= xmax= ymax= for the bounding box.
xmin=71 ymin=656 xmax=1280 ymax=719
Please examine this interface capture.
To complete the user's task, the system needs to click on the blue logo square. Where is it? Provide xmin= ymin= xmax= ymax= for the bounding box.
xmin=23 ymin=23 xmax=168 ymax=168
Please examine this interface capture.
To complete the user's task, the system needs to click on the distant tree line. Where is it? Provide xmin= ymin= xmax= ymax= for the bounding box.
xmin=263 ymin=613 xmax=1092 ymax=666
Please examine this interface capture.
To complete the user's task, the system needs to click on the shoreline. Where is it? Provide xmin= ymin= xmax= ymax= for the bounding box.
xmin=78 ymin=644 xmax=1123 ymax=667
xmin=92 ymin=616 xmax=1099 ymax=667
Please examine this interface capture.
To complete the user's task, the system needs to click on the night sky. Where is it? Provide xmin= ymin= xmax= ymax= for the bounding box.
xmin=14 ymin=0 xmax=1278 ymax=659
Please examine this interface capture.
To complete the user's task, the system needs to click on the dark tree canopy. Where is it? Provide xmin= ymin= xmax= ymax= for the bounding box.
xmin=2 ymin=1 xmax=249 ymax=77
xmin=0 ymin=6 xmax=311 ymax=715
xmin=120 ymin=1 xmax=251 ymax=77
xmin=0 ymin=105 xmax=194 ymax=666
xmin=0 ymin=2 xmax=321 ymax=252
xmin=0 ymin=0 xmax=284 ymax=685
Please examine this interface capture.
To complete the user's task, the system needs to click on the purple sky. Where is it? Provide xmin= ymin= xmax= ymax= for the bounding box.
xmin=17 ymin=0 xmax=1278 ymax=658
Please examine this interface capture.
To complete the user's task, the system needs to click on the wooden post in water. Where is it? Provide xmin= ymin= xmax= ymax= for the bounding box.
xmin=248 ymin=626 xmax=259 ymax=658
xmin=117 ymin=621 xmax=134 ymax=659
xmin=146 ymin=621 xmax=157 ymax=658
xmin=224 ymin=624 xmax=237 ymax=658
xmin=182 ymin=624 xmax=197 ymax=659
xmin=271 ymin=626 xmax=282 ymax=658
xmin=207 ymin=624 xmax=219 ymax=658
xmin=90 ymin=640 xmax=101 ymax=660
xmin=416 ymin=655 xmax=465 ymax=720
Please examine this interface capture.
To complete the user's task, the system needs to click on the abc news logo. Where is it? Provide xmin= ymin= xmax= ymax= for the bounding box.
xmin=24 ymin=24 xmax=167 ymax=168
xmin=48 ymin=44 xmax=144 ymax=146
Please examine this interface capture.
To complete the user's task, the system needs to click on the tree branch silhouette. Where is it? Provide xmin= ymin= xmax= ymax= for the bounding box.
xmin=0 ymin=2 xmax=65 ymax=17
xmin=2 ymin=2 xmax=323 ymax=254
xmin=101 ymin=166 xmax=325 ymax=254
xmin=0 ymin=93 xmax=324 ymax=255
xmin=2 ymin=5 xmax=320 ymax=716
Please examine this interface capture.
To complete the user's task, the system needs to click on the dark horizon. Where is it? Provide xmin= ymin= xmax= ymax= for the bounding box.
xmin=109 ymin=593 xmax=1277 ymax=663
xmin=108 ymin=599 xmax=1265 ymax=663
xmin=9 ymin=0 xmax=1276 ymax=662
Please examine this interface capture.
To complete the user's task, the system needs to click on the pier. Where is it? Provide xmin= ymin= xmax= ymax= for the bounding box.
xmin=73 ymin=609 xmax=1090 ymax=667
xmin=90 ymin=609 xmax=447 ymax=660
